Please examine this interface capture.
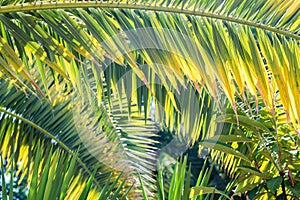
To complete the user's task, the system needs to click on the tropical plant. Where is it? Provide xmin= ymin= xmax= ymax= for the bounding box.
xmin=0 ymin=0 xmax=299 ymax=199
xmin=208 ymin=96 xmax=300 ymax=199
xmin=157 ymin=156 xmax=229 ymax=200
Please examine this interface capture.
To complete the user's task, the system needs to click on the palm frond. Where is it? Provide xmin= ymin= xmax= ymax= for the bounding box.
xmin=0 ymin=78 xmax=144 ymax=197
xmin=0 ymin=0 xmax=298 ymax=128
xmin=0 ymin=0 xmax=299 ymax=199
xmin=155 ymin=156 xmax=228 ymax=200
xmin=79 ymin=58 xmax=219 ymax=198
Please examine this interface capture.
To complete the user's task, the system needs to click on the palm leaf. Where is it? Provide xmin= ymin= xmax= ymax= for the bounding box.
xmin=0 ymin=0 xmax=299 ymax=199
xmin=0 ymin=0 xmax=298 ymax=128
xmin=0 ymin=78 xmax=139 ymax=198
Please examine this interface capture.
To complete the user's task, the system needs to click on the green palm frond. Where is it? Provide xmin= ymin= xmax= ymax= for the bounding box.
xmin=1 ymin=0 xmax=299 ymax=36
xmin=155 ymin=156 xmax=229 ymax=200
xmin=0 ymin=148 xmax=132 ymax=200
xmin=0 ymin=0 xmax=299 ymax=199
xmin=0 ymin=41 xmax=218 ymax=199
xmin=0 ymin=77 xmax=150 ymax=198
xmin=0 ymin=0 xmax=298 ymax=128
xmin=0 ymin=80 xmax=101 ymax=183
xmin=79 ymin=57 xmax=218 ymax=198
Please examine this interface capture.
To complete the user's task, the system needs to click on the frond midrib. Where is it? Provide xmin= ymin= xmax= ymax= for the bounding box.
xmin=0 ymin=1 xmax=299 ymax=40
xmin=0 ymin=106 xmax=101 ymax=188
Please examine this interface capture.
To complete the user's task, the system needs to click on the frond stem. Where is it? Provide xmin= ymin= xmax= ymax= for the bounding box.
xmin=0 ymin=107 xmax=101 ymax=188
xmin=0 ymin=2 xmax=299 ymax=40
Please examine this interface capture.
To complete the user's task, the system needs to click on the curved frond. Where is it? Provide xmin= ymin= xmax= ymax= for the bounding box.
xmin=0 ymin=0 xmax=298 ymax=128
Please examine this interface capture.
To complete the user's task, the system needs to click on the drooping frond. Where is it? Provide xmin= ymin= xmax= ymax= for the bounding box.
xmin=0 ymin=0 xmax=299 ymax=199
xmin=0 ymin=77 xmax=159 ymax=198
xmin=0 ymin=0 xmax=298 ymax=129
xmin=79 ymin=57 xmax=219 ymax=198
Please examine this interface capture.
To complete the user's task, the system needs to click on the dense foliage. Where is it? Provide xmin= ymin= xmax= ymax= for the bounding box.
xmin=0 ymin=0 xmax=299 ymax=199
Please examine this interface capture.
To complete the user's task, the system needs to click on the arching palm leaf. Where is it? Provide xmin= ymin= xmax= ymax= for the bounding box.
xmin=0 ymin=0 xmax=299 ymax=199
xmin=0 ymin=0 xmax=298 ymax=126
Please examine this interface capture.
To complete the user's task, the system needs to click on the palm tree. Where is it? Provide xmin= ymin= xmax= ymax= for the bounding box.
xmin=0 ymin=0 xmax=299 ymax=199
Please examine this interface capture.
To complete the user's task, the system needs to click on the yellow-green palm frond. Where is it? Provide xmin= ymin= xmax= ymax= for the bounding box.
xmin=0 ymin=0 xmax=298 ymax=128
xmin=0 ymin=0 xmax=299 ymax=199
